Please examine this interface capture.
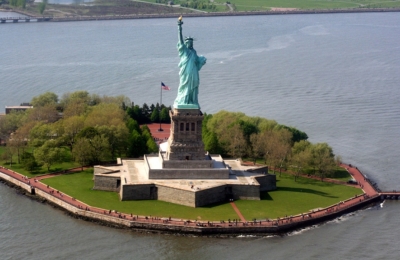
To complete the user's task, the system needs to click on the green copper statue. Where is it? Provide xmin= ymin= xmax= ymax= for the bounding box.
xmin=174 ymin=16 xmax=207 ymax=109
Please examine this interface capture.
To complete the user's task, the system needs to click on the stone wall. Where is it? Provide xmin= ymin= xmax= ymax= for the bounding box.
xmin=162 ymin=159 xmax=213 ymax=169
xmin=0 ymin=171 xmax=32 ymax=193
xmin=120 ymin=184 xmax=227 ymax=207
xmin=254 ymin=174 xmax=276 ymax=191
xmin=93 ymin=175 xmax=120 ymax=192
xmin=195 ymin=186 xmax=227 ymax=207
xmin=35 ymin=189 xmax=133 ymax=226
xmin=120 ymin=184 xmax=156 ymax=201
xmin=157 ymin=185 xmax=196 ymax=207
xmin=232 ymin=184 xmax=260 ymax=200
xmin=148 ymin=168 xmax=229 ymax=179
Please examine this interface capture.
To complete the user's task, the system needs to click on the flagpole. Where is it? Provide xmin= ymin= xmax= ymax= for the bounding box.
xmin=158 ymin=82 xmax=163 ymax=131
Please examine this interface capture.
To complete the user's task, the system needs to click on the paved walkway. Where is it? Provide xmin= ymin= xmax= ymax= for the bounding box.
xmin=230 ymin=202 xmax=246 ymax=222
xmin=340 ymin=163 xmax=379 ymax=197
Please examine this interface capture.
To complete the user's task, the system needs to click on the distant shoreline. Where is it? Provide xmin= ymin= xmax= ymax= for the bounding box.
xmin=2 ymin=7 xmax=400 ymax=23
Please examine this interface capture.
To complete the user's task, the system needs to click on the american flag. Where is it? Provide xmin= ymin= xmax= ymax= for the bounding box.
xmin=161 ymin=82 xmax=170 ymax=90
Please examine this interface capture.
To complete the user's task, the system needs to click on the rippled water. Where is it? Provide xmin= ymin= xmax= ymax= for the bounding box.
xmin=1 ymin=12 xmax=400 ymax=259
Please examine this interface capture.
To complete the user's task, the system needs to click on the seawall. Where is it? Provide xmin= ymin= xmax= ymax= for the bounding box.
xmin=0 ymin=166 xmax=380 ymax=236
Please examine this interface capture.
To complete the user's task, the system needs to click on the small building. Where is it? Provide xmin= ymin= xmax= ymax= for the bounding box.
xmin=5 ymin=105 xmax=33 ymax=114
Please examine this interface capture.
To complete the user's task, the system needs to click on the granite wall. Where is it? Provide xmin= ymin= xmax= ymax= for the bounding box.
xmin=254 ymin=174 xmax=276 ymax=191
xmin=232 ymin=184 xmax=260 ymax=200
xmin=157 ymin=185 xmax=195 ymax=207
xmin=93 ymin=175 xmax=120 ymax=192
xmin=148 ymin=168 xmax=229 ymax=179
xmin=120 ymin=184 xmax=155 ymax=200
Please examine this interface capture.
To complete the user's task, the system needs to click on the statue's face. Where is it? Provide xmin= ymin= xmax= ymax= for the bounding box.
xmin=185 ymin=40 xmax=193 ymax=49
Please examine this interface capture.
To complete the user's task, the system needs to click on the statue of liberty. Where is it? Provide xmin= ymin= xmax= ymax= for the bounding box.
xmin=174 ymin=16 xmax=207 ymax=109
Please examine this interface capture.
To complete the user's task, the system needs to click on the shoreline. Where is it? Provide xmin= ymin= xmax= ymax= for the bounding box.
xmin=0 ymin=164 xmax=383 ymax=237
xmin=2 ymin=8 xmax=400 ymax=23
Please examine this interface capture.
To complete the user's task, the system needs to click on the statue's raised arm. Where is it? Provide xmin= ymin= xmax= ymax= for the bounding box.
xmin=174 ymin=17 xmax=207 ymax=109
xmin=178 ymin=16 xmax=184 ymax=45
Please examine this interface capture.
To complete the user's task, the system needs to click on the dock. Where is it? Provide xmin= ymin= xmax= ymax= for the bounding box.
xmin=0 ymin=16 xmax=52 ymax=23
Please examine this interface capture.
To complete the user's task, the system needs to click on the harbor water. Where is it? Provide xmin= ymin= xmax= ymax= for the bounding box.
xmin=1 ymin=12 xmax=400 ymax=259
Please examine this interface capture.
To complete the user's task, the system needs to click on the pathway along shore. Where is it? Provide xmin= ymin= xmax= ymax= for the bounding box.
xmin=3 ymin=7 xmax=400 ymax=23
xmin=0 ymin=163 xmax=389 ymax=236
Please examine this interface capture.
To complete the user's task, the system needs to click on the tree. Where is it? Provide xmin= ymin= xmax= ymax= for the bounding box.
xmin=61 ymin=116 xmax=85 ymax=151
xmin=141 ymin=125 xmax=158 ymax=153
xmin=219 ymin=124 xmax=247 ymax=158
xmin=1 ymin=146 xmax=15 ymax=167
xmin=88 ymin=135 xmax=111 ymax=164
xmin=292 ymin=140 xmax=311 ymax=155
xmin=31 ymin=91 xmax=58 ymax=107
xmin=291 ymin=149 xmax=311 ymax=181
xmin=72 ymin=138 xmax=92 ymax=169
xmin=74 ymin=127 xmax=111 ymax=164
xmin=63 ymin=99 xmax=87 ymax=118
xmin=38 ymin=2 xmax=46 ymax=15
xmin=34 ymin=140 xmax=62 ymax=172
xmin=99 ymin=95 xmax=131 ymax=108
xmin=150 ymin=108 xmax=160 ymax=123
xmin=37 ymin=0 xmax=48 ymax=14
xmin=60 ymin=90 xmax=90 ymax=106
xmin=76 ymin=126 xmax=99 ymax=140
xmin=84 ymin=103 xmax=126 ymax=128
xmin=127 ymin=130 xmax=147 ymax=158
xmin=291 ymin=140 xmax=312 ymax=181
xmin=146 ymin=138 xmax=158 ymax=153
xmin=160 ymin=107 xmax=170 ymax=123
xmin=309 ymin=143 xmax=336 ymax=181
xmin=126 ymin=118 xmax=140 ymax=134
xmin=21 ymin=152 xmax=41 ymax=172
xmin=7 ymin=130 xmax=27 ymax=164
xmin=238 ymin=119 xmax=258 ymax=144
xmin=268 ymin=129 xmax=292 ymax=175
xmin=97 ymin=124 xmax=129 ymax=159
xmin=281 ymin=125 xmax=308 ymax=143
xmin=0 ymin=111 xmax=26 ymax=142
xmin=26 ymin=104 xmax=59 ymax=123
xmin=127 ymin=105 xmax=144 ymax=123
xmin=142 ymin=103 xmax=150 ymax=121
xmin=9 ymin=0 xmax=26 ymax=8
xmin=250 ymin=132 xmax=265 ymax=163
xmin=29 ymin=122 xmax=53 ymax=147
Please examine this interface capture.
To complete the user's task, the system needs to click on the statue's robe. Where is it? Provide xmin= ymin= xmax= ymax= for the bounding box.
xmin=174 ymin=42 xmax=206 ymax=108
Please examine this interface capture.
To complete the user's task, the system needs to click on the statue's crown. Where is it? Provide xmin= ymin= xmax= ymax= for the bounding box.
xmin=185 ymin=36 xmax=194 ymax=41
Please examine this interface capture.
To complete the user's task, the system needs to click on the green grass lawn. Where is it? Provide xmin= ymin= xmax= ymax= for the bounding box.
xmin=41 ymin=168 xmax=362 ymax=221
xmin=290 ymin=166 xmax=352 ymax=182
xmin=236 ymin=173 xmax=363 ymax=220
xmin=41 ymin=169 xmax=238 ymax=221
xmin=0 ymin=146 xmax=80 ymax=177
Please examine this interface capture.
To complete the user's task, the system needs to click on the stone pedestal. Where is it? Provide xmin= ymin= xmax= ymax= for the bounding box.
xmin=167 ymin=108 xmax=207 ymax=162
